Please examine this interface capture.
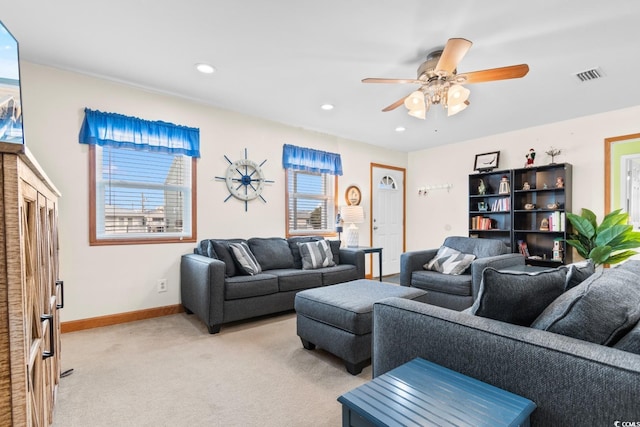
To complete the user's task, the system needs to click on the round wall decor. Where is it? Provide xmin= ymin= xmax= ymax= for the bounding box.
xmin=215 ymin=148 xmax=273 ymax=211
xmin=345 ymin=185 xmax=361 ymax=206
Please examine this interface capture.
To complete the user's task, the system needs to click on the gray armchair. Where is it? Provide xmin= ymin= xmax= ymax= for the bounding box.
xmin=400 ymin=236 xmax=523 ymax=310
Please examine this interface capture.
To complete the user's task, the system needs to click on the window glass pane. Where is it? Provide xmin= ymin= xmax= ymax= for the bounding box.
xmin=94 ymin=145 xmax=193 ymax=242
xmin=287 ymin=169 xmax=335 ymax=235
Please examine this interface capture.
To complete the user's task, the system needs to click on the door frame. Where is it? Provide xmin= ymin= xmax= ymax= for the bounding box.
xmin=369 ymin=163 xmax=407 ymax=277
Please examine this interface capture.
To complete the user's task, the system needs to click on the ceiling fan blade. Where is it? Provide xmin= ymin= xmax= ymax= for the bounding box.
xmin=462 ymin=64 xmax=530 ymax=84
xmin=362 ymin=78 xmax=421 ymax=84
xmin=382 ymin=96 xmax=409 ymax=112
xmin=435 ymin=38 xmax=473 ymax=75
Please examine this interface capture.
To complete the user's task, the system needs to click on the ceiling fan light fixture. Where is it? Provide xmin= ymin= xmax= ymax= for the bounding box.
xmin=404 ymin=91 xmax=425 ymax=110
xmin=447 ymin=100 xmax=470 ymax=117
xmin=448 ymin=84 xmax=470 ymax=105
xmin=408 ymin=108 xmax=426 ymax=120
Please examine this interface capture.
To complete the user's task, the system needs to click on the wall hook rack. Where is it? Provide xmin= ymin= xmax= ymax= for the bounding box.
xmin=418 ymin=183 xmax=453 ymax=196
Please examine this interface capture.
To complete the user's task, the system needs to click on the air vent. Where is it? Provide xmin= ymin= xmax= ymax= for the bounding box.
xmin=574 ymin=67 xmax=605 ymax=82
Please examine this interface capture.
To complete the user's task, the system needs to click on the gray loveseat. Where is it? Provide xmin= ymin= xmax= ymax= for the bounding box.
xmin=181 ymin=237 xmax=364 ymax=333
xmin=400 ymin=236 xmax=524 ymax=310
xmin=373 ymin=261 xmax=640 ymax=425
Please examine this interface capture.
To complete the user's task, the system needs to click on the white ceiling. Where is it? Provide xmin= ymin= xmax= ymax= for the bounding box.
xmin=1 ymin=1 xmax=639 ymax=152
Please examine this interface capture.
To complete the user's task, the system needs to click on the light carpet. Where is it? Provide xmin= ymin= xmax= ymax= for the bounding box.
xmin=52 ymin=311 xmax=371 ymax=427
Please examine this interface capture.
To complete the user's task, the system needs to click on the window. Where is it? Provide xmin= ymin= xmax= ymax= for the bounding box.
xmin=80 ymin=109 xmax=199 ymax=245
xmin=286 ymin=169 xmax=336 ymax=235
xmin=282 ymin=144 xmax=342 ymax=236
xmin=89 ymin=145 xmax=196 ymax=244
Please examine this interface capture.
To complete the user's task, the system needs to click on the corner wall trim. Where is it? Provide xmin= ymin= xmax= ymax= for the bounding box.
xmin=61 ymin=304 xmax=185 ymax=333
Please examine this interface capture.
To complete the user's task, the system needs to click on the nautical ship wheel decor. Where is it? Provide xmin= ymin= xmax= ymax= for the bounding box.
xmin=215 ymin=148 xmax=274 ymax=211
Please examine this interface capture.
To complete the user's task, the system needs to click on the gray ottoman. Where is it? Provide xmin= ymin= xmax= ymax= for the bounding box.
xmin=294 ymin=279 xmax=427 ymax=375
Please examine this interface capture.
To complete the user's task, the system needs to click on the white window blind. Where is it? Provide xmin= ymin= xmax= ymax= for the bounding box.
xmin=287 ymin=169 xmax=335 ymax=235
xmin=95 ymin=145 xmax=192 ymax=240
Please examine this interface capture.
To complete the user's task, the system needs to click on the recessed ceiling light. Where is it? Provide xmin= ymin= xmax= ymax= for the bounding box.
xmin=395 ymin=126 xmax=406 ymax=132
xmin=195 ymin=63 xmax=216 ymax=74
xmin=320 ymin=104 xmax=334 ymax=111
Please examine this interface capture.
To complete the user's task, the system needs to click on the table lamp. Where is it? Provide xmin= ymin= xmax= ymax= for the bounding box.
xmin=341 ymin=205 xmax=364 ymax=248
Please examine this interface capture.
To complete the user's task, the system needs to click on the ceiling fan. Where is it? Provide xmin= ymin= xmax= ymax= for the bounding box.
xmin=362 ymin=38 xmax=529 ymax=119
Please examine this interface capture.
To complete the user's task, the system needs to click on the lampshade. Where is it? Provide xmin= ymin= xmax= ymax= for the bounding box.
xmin=340 ymin=205 xmax=364 ymax=248
xmin=447 ymin=100 xmax=470 ymax=117
xmin=340 ymin=205 xmax=364 ymax=224
xmin=448 ymin=84 xmax=470 ymax=105
xmin=403 ymin=90 xmax=425 ymax=110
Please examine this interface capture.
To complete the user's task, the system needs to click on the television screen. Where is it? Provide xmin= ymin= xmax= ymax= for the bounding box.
xmin=0 ymin=20 xmax=23 ymax=145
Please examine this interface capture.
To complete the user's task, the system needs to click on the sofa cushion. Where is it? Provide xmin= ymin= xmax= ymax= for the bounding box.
xmin=211 ymin=239 xmax=245 ymax=277
xmin=425 ymin=246 xmax=476 ymax=275
xmin=224 ymin=274 xmax=278 ymax=300
xmin=443 ymin=236 xmax=507 ymax=259
xmin=229 ymin=242 xmax=262 ymax=275
xmin=247 ymin=237 xmax=295 ymax=270
xmin=328 ymin=240 xmax=341 ymax=265
xmin=531 ymin=268 xmax=640 ymax=345
xmin=471 ymin=267 xmax=568 ymax=326
xmin=318 ymin=264 xmax=360 ymax=286
xmin=615 ymin=259 xmax=640 ymax=276
xmin=613 ymin=320 xmax=640 ymax=355
xmin=565 ymin=259 xmax=595 ymax=290
xmin=298 ymin=240 xmax=336 ymax=269
xmin=268 ymin=269 xmax=323 ymax=292
xmin=288 ymin=236 xmax=322 ymax=269
xmin=410 ymin=270 xmax=472 ymax=296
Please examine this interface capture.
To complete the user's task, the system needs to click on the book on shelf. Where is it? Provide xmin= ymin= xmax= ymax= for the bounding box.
xmin=471 ymin=215 xmax=493 ymax=230
xmin=547 ymin=211 xmax=565 ymax=231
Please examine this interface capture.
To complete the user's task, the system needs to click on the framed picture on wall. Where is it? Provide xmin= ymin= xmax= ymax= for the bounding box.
xmin=474 ymin=151 xmax=500 ymax=172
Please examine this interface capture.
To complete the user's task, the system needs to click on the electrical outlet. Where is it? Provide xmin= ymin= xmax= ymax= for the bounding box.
xmin=157 ymin=279 xmax=168 ymax=293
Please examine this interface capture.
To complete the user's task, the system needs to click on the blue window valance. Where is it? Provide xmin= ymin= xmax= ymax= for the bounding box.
xmin=282 ymin=144 xmax=342 ymax=176
xmin=79 ymin=108 xmax=200 ymax=158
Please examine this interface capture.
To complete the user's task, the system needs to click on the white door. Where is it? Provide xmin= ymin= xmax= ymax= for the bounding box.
xmin=372 ymin=165 xmax=405 ymax=277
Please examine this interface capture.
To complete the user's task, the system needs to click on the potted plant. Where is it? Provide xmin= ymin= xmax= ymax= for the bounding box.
xmin=566 ymin=208 xmax=640 ymax=266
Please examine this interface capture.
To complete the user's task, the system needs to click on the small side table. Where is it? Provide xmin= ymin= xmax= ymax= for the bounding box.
xmin=338 ymin=357 xmax=536 ymax=426
xmin=344 ymin=246 xmax=383 ymax=281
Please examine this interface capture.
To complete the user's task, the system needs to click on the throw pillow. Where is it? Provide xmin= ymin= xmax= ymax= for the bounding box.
xmin=247 ymin=237 xmax=294 ymax=270
xmin=531 ymin=268 xmax=640 ymax=345
xmin=297 ymin=240 xmax=335 ymax=270
xmin=564 ymin=259 xmax=595 ymax=290
xmin=613 ymin=320 xmax=640 ymax=355
xmin=425 ymin=246 xmax=476 ymax=275
xmin=328 ymin=240 xmax=341 ymax=265
xmin=471 ymin=267 xmax=568 ymax=326
xmin=211 ymin=240 xmax=242 ymax=277
xmin=228 ymin=242 xmax=262 ymax=276
xmin=288 ymin=236 xmax=322 ymax=269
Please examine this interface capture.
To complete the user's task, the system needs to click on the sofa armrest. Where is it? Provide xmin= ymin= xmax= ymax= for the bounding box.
xmin=372 ymin=297 xmax=640 ymax=425
xmin=180 ymin=253 xmax=226 ymax=328
xmin=470 ymin=253 xmax=525 ymax=299
xmin=339 ymin=248 xmax=366 ymax=278
xmin=400 ymin=249 xmax=438 ymax=286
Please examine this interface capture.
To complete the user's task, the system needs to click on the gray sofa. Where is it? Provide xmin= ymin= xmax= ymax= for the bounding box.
xmin=400 ymin=236 xmax=524 ymax=310
xmin=181 ymin=237 xmax=365 ymax=333
xmin=373 ymin=261 xmax=640 ymax=425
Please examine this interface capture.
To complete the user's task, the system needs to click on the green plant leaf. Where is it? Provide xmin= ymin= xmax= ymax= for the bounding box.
xmin=606 ymin=250 xmax=639 ymax=265
xmin=565 ymin=238 xmax=590 ymax=259
xmin=595 ymin=224 xmax=633 ymax=247
xmin=589 ymin=245 xmax=612 ymax=265
xmin=598 ymin=209 xmax=628 ymax=232
xmin=580 ymin=208 xmax=598 ymax=229
xmin=567 ymin=213 xmax=596 ymax=240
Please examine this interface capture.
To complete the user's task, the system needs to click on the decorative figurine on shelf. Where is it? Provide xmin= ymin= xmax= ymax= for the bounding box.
xmin=543 ymin=183 xmax=548 ymax=189
xmin=540 ymin=218 xmax=550 ymax=231
xmin=555 ymin=176 xmax=564 ymax=188
xmin=525 ymin=148 xmax=536 ymax=168
xmin=552 ymin=239 xmax=563 ymax=261
xmin=522 ymin=181 xmax=531 ymax=190
xmin=478 ymin=179 xmax=486 ymax=195
xmin=546 ymin=147 xmax=562 ymax=164
xmin=498 ymin=175 xmax=510 ymax=194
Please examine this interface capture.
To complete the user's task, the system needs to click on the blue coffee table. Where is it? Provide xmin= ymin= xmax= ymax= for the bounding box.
xmin=338 ymin=357 xmax=536 ymax=426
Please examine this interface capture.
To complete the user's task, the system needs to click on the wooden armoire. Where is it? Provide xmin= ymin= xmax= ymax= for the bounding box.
xmin=0 ymin=144 xmax=62 ymax=426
